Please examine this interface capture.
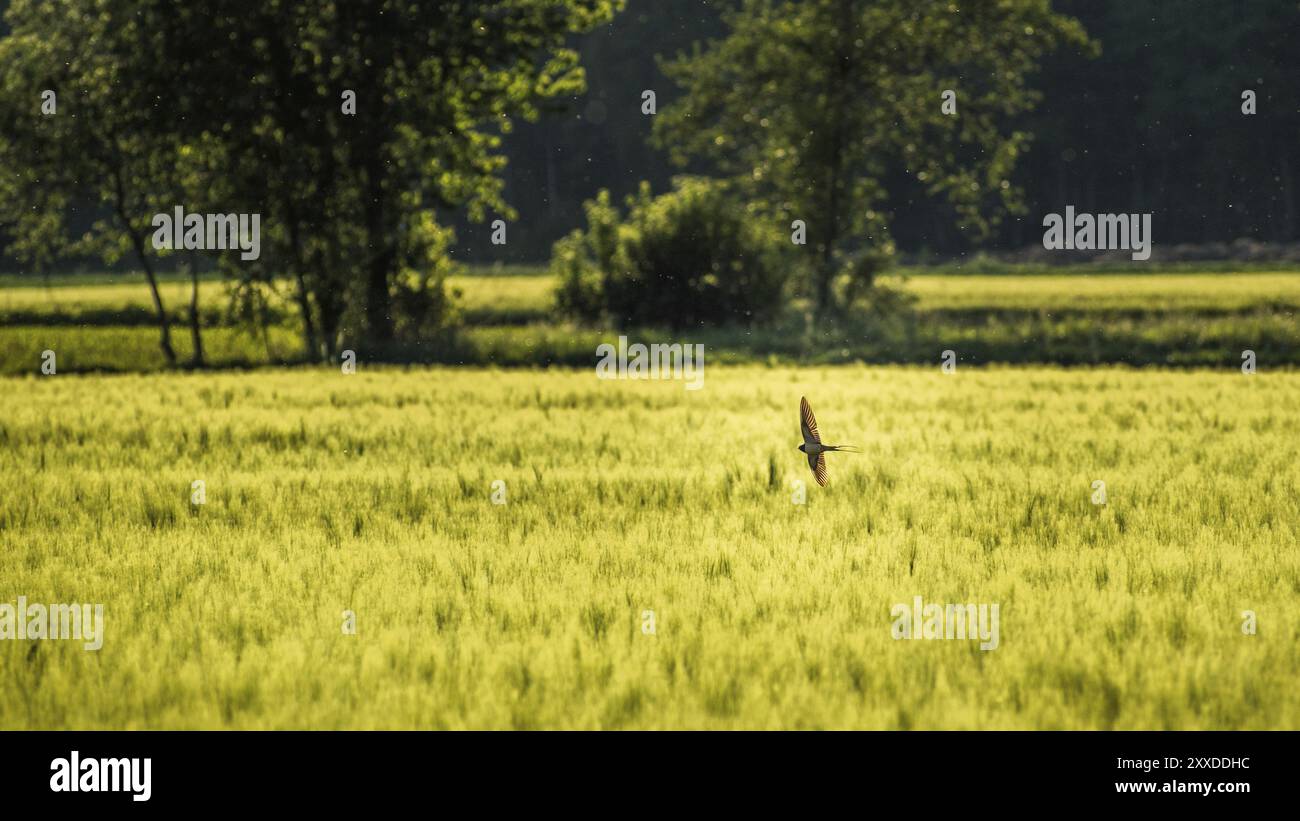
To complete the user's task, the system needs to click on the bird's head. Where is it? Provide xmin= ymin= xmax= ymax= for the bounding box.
xmin=796 ymin=444 xmax=806 ymax=453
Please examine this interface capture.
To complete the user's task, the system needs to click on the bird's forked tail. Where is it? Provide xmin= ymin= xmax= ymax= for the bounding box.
xmin=824 ymin=444 xmax=861 ymax=453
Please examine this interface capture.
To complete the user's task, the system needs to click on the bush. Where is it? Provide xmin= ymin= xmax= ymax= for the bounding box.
xmin=554 ymin=179 xmax=789 ymax=329
xmin=553 ymin=191 xmax=622 ymax=322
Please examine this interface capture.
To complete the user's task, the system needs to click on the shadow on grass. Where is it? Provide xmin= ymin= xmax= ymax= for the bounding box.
xmin=3 ymin=304 xmax=1298 ymax=375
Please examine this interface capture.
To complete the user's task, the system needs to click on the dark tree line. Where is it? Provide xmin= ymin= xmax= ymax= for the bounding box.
xmin=471 ymin=0 xmax=1300 ymax=263
xmin=5 ymin=0 xmax=1294 ymax=279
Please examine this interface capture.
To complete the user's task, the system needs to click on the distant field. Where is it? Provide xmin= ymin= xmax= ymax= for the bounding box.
xmin=2 ymin=268 xmax=1298 ymax=372
xmin=0 ymin=274 xmax=553 ymax=324
xmin=7 ymin=269 xmax=1300 ymax=319
xmin=3 ymin=366 xmax=1297 ymax=729
xmin=893 ymin=272 xmax=1300 ymax=313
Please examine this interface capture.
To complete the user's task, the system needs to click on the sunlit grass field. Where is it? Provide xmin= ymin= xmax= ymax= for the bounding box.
xmin=894 ymin=271 xmax=1300 ymax=313
xmin=0 ymin=273 xmax=557 ymax=323
xmin=6 ymin=269 xmax=1300 ymax=319
xmin=2 ymin=365 xmax=1297 ymax=729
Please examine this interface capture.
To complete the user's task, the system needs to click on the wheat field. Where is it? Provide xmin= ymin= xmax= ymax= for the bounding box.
xmin=2 ymin=364 xmax=1297 ymax=729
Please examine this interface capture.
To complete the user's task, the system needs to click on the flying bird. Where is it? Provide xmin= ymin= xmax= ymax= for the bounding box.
xmin=797 ymin=396 xmax=859 ymax=486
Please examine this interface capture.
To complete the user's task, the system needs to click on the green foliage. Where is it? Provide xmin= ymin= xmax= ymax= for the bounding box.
xmin=555 ymin=179 xmax=790 ymax=329
xmin=0 ymin=0 xmax=208 ymax=364
xmin=655 ymin=0 xmax=1091 ymax=316
xmin=554 ymin=191 xmax=623 ymax=322
xmin=0 ymin=0 xmax=621 ymax=362
xmin=153 ymin=0 xmax=620 ymax=357
xmin=392 ymin=216 xmax=461 ymax=342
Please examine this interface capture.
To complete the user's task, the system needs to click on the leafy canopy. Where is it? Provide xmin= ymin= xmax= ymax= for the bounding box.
xmin=655 ymin=0 xmax=1089 ymax=315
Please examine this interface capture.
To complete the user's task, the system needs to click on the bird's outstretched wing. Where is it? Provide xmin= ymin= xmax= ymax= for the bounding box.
xmin=800 ymin=396 xmax=821 ymax=445
xmin=808 ymin=450 xmax=827 ymax=486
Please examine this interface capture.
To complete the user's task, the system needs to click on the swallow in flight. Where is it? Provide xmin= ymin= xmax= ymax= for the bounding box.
xmin=797 ymin=396 xmax=859 ymax=486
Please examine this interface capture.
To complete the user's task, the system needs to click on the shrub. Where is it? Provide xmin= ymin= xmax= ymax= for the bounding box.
xmin=554 ymin=191 xmax=622 ymax=322
xmin=554 ymin=179 xmax=789 ymax=329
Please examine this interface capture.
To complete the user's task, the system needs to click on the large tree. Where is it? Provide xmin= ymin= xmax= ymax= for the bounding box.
xmin=0 ymin=0 xmax=620 ymax=363
xmin=0 ymin=0 xmax=207 ymax=366
xmin=153 ymin=0 xmax=620 ymax=358
xmin=655 ymin=0 xmax=1088 ymax=318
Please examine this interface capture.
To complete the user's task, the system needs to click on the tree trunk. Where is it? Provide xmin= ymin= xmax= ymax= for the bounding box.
xmin=815 ymin=255 xmax=835 ymax=320
xmin=363 ymin=156 xmax=395 ymax=349
xmin=112 ymin=169 xmax=176 ymax=366
xmin=365 ymin=242 xmax=394 ymax=349
xmin=257 ymin=291 xmax=276 ymax=364
xmin=280 ymin=201 xmax=320 ymax=361
xmin=186 ymin=261 xmax=205 ymax=368
xmin=131 ymin=234 xmax=176 ymax=367
xmin=314 ymin=252 xmax=343 ymax=360
xmin=812 ymin=0 xmax=854 ymax=321
xmin=291 ymin=268 xmax=320 ymax=361
xmin=1281 ymin=152 xmax=1296 ymax=241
